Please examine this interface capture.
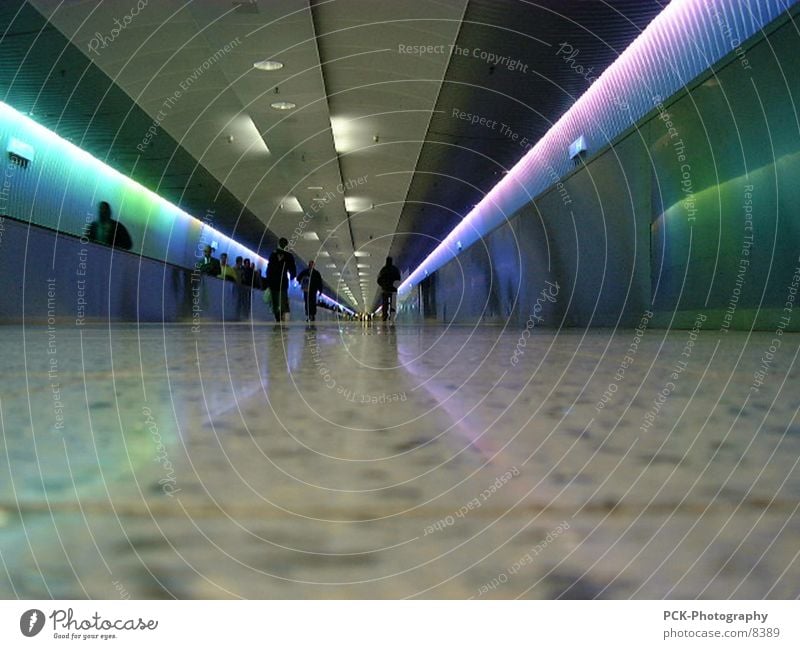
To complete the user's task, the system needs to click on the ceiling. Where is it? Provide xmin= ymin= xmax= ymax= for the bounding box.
xmin=3 ymin=0 xmax=666 ymax=311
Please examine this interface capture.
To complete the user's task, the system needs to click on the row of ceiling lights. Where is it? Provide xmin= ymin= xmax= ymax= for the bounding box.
xmin=254 ymin=59 xmax=376 ymax=308
xmin=253 ymin=59 xmax=296 ymax=110
xmin=255 ymin=58 xmax=352 ymax=302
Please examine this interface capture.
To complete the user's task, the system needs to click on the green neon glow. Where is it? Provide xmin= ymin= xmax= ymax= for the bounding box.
xmin=0 ymin=100 xmax=267 ymax=269
xmin=0 ymin=101 xmax=356 ymax=311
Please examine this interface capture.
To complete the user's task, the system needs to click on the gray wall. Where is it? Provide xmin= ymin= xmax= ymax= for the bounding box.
xmin=0 ymin=216 xmax=333 ymax=325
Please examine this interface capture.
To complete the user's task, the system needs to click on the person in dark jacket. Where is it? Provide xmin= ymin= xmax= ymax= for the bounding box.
xmin=266 ymin=238 xmax=297 ymax=322
xmin=377 ymin=256 xmax=401 ymax=321
xmin=296 ymin=260 xmax=323 ymax=322
xmin=197 ymin=245 xmax=221 ymax=276
xmin=241 ymin=259 xmax=254 ymax=287
xmin=251 ymin=263 xmax=263 ymax=290
xmin=87 ymin=201 xmax=133 ymax=250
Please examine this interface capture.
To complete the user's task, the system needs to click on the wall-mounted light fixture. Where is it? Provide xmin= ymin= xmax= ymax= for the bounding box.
xmin=568 ymin=135 xmax=587 ymax=160
xmin=7 ymin=136 xmax=34 ymax=167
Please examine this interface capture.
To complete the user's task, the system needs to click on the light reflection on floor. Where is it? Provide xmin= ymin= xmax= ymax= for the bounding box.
xmin=0 ymin=322 xmax=798 ymax=598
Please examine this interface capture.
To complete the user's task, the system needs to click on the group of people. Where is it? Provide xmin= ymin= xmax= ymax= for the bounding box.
xmin=261 ymin=238 xmax=329 ymax=322
xmin=82 ymin=202 xmax=403 ymax=324
xmin=86 ymin=201 xmax=400 ymax=322
xmin=197 ymin=246 xmax=265 ymax=290
xmin=198 ymin=235 xmax=403 ymax=324
xmin=197 ymin=237 xmax=322 ymax=323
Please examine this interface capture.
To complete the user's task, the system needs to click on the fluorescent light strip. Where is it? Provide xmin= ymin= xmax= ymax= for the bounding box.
xmin=398 ymin=0 xmax=789 ymax=297
xmin=318 ymin=292 xmax=354 ymax=314
xmin=0 ymin=101 xmax=271 ymax=270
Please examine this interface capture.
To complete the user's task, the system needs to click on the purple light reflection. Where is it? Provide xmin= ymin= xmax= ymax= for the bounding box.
xmin=398 ymin=0 xmax=790 ymax=297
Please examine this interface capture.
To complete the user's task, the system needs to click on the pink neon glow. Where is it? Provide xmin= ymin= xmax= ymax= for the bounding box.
xmin=398 ymin=0 xmax=788 ymax=296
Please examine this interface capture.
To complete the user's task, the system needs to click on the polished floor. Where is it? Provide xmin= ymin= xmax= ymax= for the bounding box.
xmin=0 ymin=322 xmax=798 ymax=599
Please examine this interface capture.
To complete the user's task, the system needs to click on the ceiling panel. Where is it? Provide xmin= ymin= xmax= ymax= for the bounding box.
xmin=311 ymin=0 xmax=467 ymax=305
xmin=389 ymin=0 xmax=667 ymax=285
xmin=0 ymin=0 xmax=282 ymax=259
xmin=14 ymin=0 xmax=668 ymax=311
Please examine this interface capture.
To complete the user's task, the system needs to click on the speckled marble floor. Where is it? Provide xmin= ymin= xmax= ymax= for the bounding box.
xmin=0 ymin=322 xmax=798 ymax=599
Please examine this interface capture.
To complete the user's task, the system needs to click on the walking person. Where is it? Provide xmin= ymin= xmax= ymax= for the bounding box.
xmin=266 ymin=238 xmax=297 ymax=322
xmin=377 ymin=256 xmax=401 ymax=322
xmin=297 ymin=260 xmax=323 ymax=322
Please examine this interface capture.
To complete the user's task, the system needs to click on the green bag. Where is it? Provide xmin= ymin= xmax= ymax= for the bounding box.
xmin=262 ymin=287 xmax=272 ymax=307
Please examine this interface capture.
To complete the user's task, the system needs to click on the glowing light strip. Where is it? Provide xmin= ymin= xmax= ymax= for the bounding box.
xmin=318 ymin=292 xmax=355 ymax=315
xmin=0 ymin=101 xmax=358 ymax=312
xmin=398 ymin=0 xmax=793 ymax=297
xmin=0 ymin=101 xmax=272 ymax=269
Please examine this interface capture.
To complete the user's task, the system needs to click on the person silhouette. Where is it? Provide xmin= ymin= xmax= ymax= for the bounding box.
xmin=266 ymin=237 xmax=297 ymax=322
xmin=297 ymin=260 xmax=323 ymax=322
xmin=377 ymin=256 xmax=401 ymax=321
xmin=87 ymin=201 xmax=133 ymax=250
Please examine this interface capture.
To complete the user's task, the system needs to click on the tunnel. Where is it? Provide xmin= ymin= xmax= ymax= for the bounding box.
xmin=0 ymin=0 xmax=799 ymax=618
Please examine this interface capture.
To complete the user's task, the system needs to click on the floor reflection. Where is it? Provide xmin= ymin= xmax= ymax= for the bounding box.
xmin=0 ymin=323 xmax=798 ymax=598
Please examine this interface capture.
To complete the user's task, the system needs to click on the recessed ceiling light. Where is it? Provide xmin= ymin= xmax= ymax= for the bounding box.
xmin=253 ymin=60 xmax=284 ymax=71
xmin=354 ymin=251 xmax=370 ymax=257
xmin=271 ymin=101 xmax=296 ymax=110
xmin=302 ymin=231 xmax=319 ymax=241
xmin=344 ymin=196 xmax=373 ymax=213
xmin=330 ymin=116 xmax=360 ymax=153
xmin=280 ymin=196 xmax=302 ymax=212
